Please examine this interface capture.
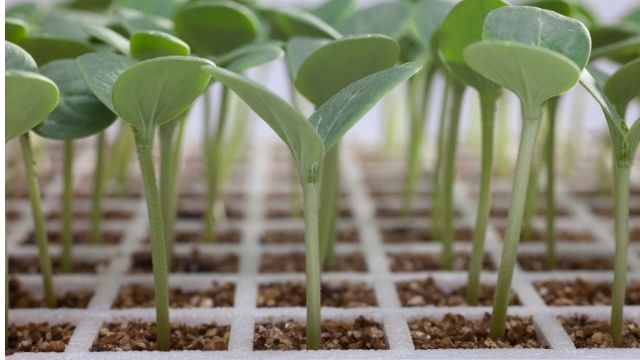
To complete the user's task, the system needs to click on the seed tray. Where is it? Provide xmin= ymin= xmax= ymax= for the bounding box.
xmin=6 ymin=138 xmax=640 ymax=359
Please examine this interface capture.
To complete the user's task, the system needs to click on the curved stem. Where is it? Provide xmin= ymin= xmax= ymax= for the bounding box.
xmin=544 ymin=98 xmax=558 ymax=269
xmin=466 ymin=93 xmax=497 ymax=304
xmin=302 ymin=180 xmax=322 ymax=350
xmin=19 ymin=133 xmax=56 ymax=308
xmin=61 ymin=140 xmax=74 ymax=273
xmin=611 ymin=163 xmax=630 ymax=347
xmin=491 ymin=108 xmax=542 ymax=339
xmin=90 ymin=132 xmax=106 ymax=244
xmin=319 ymin=144 xmax=339 ymax=267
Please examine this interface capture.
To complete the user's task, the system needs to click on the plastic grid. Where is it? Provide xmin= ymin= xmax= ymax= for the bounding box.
xmin=5 ymin=138 xmax=640 ymax=359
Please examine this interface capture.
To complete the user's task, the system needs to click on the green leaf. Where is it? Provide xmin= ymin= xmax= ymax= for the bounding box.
xmin=6 ymin=18 xmax=29 ymax=44
xmin=439 ymin=0 xmax=508 ymax=91
xmin=204 ymin=65 xmax=324 ymax=177
xmin=483 ymin=6 xmax=591 ymax=70
xmin=34 ymin=59 xmax=117 ymax=139
xmin=5 ymin=70 xmax=59 ymax=143
xmin=76 ymin=52 xmax=138 ymax=113
xmin=523 ymin=0 xmax=570 ymax=16
xmin=20 ymin=36 xmax=94 ymax=66
xmin=295 ymin=34 xmax=400 ymax=106
xmin=130 ymin=31 xmax=190 ymax=60
xmin=285 ymin=37 xmax=329 ymax=78
xmin=337 ymin=1 xmax=411 ymax=39
xmin=311 ymin=0 xmax=355 ymax=26
xmin=84 ymin=25 xmax=130 ymax=55
xmin=225 ymin=44 xmax=284 ymax=73
xmin=175 ymin=0 xmax=259 ymax=57
xmin=67 ymin=0 xmax=112 ymax=11
xmin=116 ymin=7 xmax=173 ymax=35
xmin=604 ymin=58 xmax=640 ymax=117
xmin=464 ymin=42 xmax=580 ymax=114
xmin=309 ymin=62 xmax=422 ymax=150
xmin=262 ymin=8 xmax=341 ymax=41
xmin=628 ymin=118 xmax=640 ymax=157
xmin=412 ymin=0 xmax=457 ymax=52
xmin=115 ymin=0 xmax=183 ymax=18
xmin=42 ymin=9 xmax=110 ymax=42
xmin=6 ymin=41 xmax=37 ymax=72
xmin=591 ymin=36 xmax=640 ymax=62
xmin=112 ymin=56 xmax=213 ymax=138
xmin=578 ymin=69 xmax=625 ymax=139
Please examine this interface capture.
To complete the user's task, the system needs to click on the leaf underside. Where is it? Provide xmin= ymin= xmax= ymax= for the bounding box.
xmin=6 ymin=41 xmax=38 ymax=72
xmin=6 ymin=71 xmax=59 ymax=142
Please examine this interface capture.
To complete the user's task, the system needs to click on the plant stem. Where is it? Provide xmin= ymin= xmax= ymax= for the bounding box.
xmin=134 ymin=133 xmax=171 ymax=351
xmin=202 ymin=86 xmax=214 ymax=242
xmin=611 ymin=162 xmax=630 ymax=347
xmin=19 ymin=133 xmax=56 ymax=308
xmin=562 ymin=90 xmax=586 ymax=179
xmin=159 ymin=122 xmax=178 ymax=266
xmin=382 ymin=86 xmax=402 ymax=157
xmin=108 ymin=120 xmax=134 ymax=195
xmin=544 ymin=97 xmax=558 ymax=269
xmin=90 ymin=132 xmax=106 ymax=244
xmin=466 ymin=93 xmax=497 ymax=304
xmin=441 ymin=80 xmax=465 ymax=270
xmin=490 ymin=108 xmax=542 ymax=339
xmin=495 ymin=95 xmax=511 ymax=177
xmin=319 ymin=144 xmax=339 ymax=267
xmin=302 ymin=180 xmax=322 ymax=350
xmin=61 ymin=140 xmax=74 ymax=273
xmin=432 ymin=77 xmax=452 ymax=242
xmin=521 ymin=159 xmax=539 ymax=240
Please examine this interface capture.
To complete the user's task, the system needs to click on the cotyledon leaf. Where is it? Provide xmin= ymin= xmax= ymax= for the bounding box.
xmin=6 ymin=41 xmax=37 ymax=72
xmin=311 ymin=0 xmax=355 ymax=26
xmin=6 ymin=17 xmax=29 ymax=44
xmin=262 ymin=7 xmax=341 ymax=41
xmin=225 ymin=44 xmax=284 ymax=73
xmin=412 ymin=0 xmax=457 ymax=51
xmin=336 ymin=1 xmax=411 ymax=39
xmin=84 ymin=25 xmax=130 ymax=55
xmin=578 ymin=69 xmax=625 ymax=139
xmin=130 ymin=31 xmax=190 ymax=60
xmin=286 ymin=37 xmax=330 ymax=79
xmin=20 ymin=36 xmax=94 ymax=66
xmin=604 ymin=58 xmax=640 ymax=116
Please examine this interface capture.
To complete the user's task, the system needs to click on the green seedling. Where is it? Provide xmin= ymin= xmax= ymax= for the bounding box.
xmin=6 ymin=17 xmax=29 ymax=44
xmin=77 ymin=53 xmax=213 ymax=350
xmin=6 ymin=41 xmax=60 ymax=308
xmin=206 ymin=62 xmax=420 ymax=349
xmin=33 ymin=59 xmax=117 ymax=271
xmin=261 ymin=7 xmax=341 ymax=41
xmin=114 ymin=7 xmax=173 ymax=35
xmin=310 ymin=0 xmax=355 ymax=27
xmin=463 ymin=5 xmax=591 ymax=339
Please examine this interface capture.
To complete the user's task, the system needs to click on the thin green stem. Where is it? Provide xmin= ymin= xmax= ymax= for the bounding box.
xmin=466 ymin=93 xmax=497 ymax=305
xmin=495 ymin=96 xmax=511 ymax=177
xmin=491 ymin=108 xmax=543 ymax=339
xmin=302 ymin=180 xmax=322 ymax=350
xmin=61 ymin=140 xmax=74 ymax=273
xmin=562 ymin=90 xmax=587 ymax=179
xmin=382 ymin=86 xmax=402 ymax=156
xmin=109 ymin=120 xmax=134 ymax=195
xmin=522 ymin=160 xmax=539 ymax=240
xmin=431 ymin=77 xmax=452 ymax=242
xmin=319 ymin=144 xmax=339 ymax=268
xmin=90 ymin=132 xmax=106 ymax=244
xmin=203 ymin=86 xmax=214 ymax=242
xmin=611 ymin=163 xmax=630 ymax=347
xmin=544 ymin=98 xmax=558 ymax=269
xmin=134 ymin=133 xmax=171 ymax=351
xmin=159 ymin=122 xmax=178 ymax=266
xmin=19 ymin=133 xmax=56 ymax=308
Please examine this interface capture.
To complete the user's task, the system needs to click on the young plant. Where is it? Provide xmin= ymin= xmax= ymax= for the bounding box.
xmin=463 ymin=6 xmax=591 ymax=338
xmin=33 ymin=59 xmax=117 ymax=271
xmin=439 ymin=0 xmax=507 ymax=295
xmin=6 ymin=41 xmax=60 ymax=307
xmin=205 ymin=62 xmax=421 ymax=349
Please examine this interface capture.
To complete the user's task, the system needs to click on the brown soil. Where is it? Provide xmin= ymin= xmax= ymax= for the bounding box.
xmin=112 ymin=282 xmax=235 ymax=308
xmin=590 ymin=204 xmax=640 ymax=218
xmin=490 ymin=206 xmax=570 ymax=218
xmin=388 ymin=252 xmax=494 ymax=272
xmin=46 ymin=208 xmax=133 ymax=220
xmin=24 ymin=230 xmax=122 ymax=245
xmin=6 ymin=209 xmax=21 ymax=220
xmin=409 ymin=313 xmax=543 ymax=349
xmin=518 ymin=253 xmax=614 ymax=271
xmin=396 ymin=277 xmax=519 ymax=307
xmin=632 ymin=226 xmax=640 ymax=242
xmin=9 ymin=278 xmax=93 ymax=309
xmin=375 ymin=205 xmax=460 ymax=218
xmin=9 ymin=256 xmax=110 ymax=274
xmin=6 ymin=322 xmax=75 ymax=355
xmin=257 ymin=281 xmax=376 ymax=308
xmin=143 ymin=229 xmax=241 ymax=244
xmin=260 ymin=252 xmax=367 ymax=273
xmin=130 ymin=250 xmax=238 ymax=273
xmin=254 ymin=316 xmax=387 ymax=350
xmin=92 ymin=321 xmax=230 ymax=351
xmin=534 ymin=279 xmax=640 ymax=306
xmin=260 ymin=227 xmax=359 ymax=244
xmin=381 ymin=225 xmax=473 ymax=243
xmin=265 ymin=206 xmax=352 ymax=219
xmin=176 ymin=202 xmax=244 ymax=220
xmin=495 ymin=226 xmax=594 ymax=242
xmin=560 ymin=314 xmax=640 ymax=348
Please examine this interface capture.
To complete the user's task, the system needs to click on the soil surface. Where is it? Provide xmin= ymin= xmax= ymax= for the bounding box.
xmin=388 ymin=252 xmax=494 ymax=272
xmin=495 ymin=226 xmax=594 ymax=242
xmin=265 ymin=205 xmax=352 ymax=219
xmin=9 ymin=278 xmax=93 ymax=309
xmin=130 ymin=250 xmax=238 ymax=273
xmin=176 ymin=202 xmax=244 ymax=220
xmin=92 ymin=321 xmax=229 ymax=351
xmin=561 ymin=314 xmax=640 ymax=348
xmin=254 ymin=316 xmax=387 ymax=350
xmin=46 ymin=208 xmax=133 ymax=220
xmin=113 ymin=282 xmax=235 ymax=308
xmin=518 ymin=254 xmax=614 ymax=271
xmin=409 ymin=313 xmax=543 ymax=349
xmin=260 ymin=228 xmax=359 ymax=244
xmin=24 ymin=230 xmax=122 ymax=245
xmin=381 ymin=225 xmax=473 ymax=243
xmin=7 ymin=322 xmax=75 ymax=355
xmin=260 ymin=252 xmax=367 ymax=273
xmin=534 ymin=279 xmax=640 ymax=306
xmin=490 ymin=206 xmax=569 ymax=219
xmin=257 ymin=281 xmax=376 ymax=308
xmin=396 ymin=277 xmax=519 ymax=307
xmin=9 ymin=256 xmax=110 ymax=274
xmin=143 ymin=229 xmax=241 ymax=244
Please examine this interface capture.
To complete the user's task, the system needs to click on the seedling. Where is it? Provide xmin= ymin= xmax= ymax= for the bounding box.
xmin=6 ymin=41 xmax=60 ymax=307
xmin=463 ymin=6 xmax=591 ymax=338
xmin=206 ymin=61 xmax=420 ymax=349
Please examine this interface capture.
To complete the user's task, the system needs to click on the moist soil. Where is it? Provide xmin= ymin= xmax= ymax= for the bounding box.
xmin=9 ymin=256 xmax=110 ymax=274
xmin=489 ymin=205 xmax=570 ymax=219
xmin=46 ymin=208 xmax=133 ymax=220
xmin=518 ymin=253 xmax=614 ymax=271
xmin=374 ymin=204 xmax=461 ymax=218
xmin=381 ymin=225 xmax=474 ymax=243
xmin=254 ymin=316 xmax=387 ymax=350
xmin=409 ymin=313 xmax=544 ymax=349
xmin=259 ymin=252 xmax=367 ymax=273
xmin=92 ymin=321 xmax=230 ymax=351
xmin=130 ymin=250 xmax=238 ymax=273
xmin=6 ymin=322 xmax=75 ymax=355
xmin=534 ymin=279 xmax=640 ymax=306
xmin=113 ymin=282 xmax=234 ymax=308
xmin=176 ymin=202 xmax=244 ymax=220
xmin=265 ymin=205 xmax=352 ymax=219
xmin=143 ymin=229 xmax=241 ymax=244
xmin=396 ymin=277 xmax=519 ymax=307
xmin=495 ymin=226 xmax=594 ymax=242
xmin=560 ymin=314 xmax=640 ymax=348
xmin=260 ymin=228 xmax=359 ymax=244
xmin=24 ymin=230 xmax=122 ymax=245
xmin=387 ymin=252 xmax=495 ymax=272
xmin=257 ymin=281 xmax=376 ymax=308
xmin=9 ymin=278 xmax=93 ymax=309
